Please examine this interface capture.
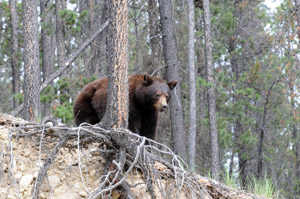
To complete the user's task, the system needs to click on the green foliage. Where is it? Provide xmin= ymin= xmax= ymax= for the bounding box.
xmin=58 ymin=9 xmax=82 ymax=33
xmin=223 ymin=12 xmax=234 ymax=30
xmin=53 ymin=103 xmax=73 ymax=123
xmin=79 ymin=9 xmax=89 ymax=19
xmin=40 ymin=85 xmax=56 ymax=104
xmin=59 ymin=9 xmax=77 ymax=25
xmin=217 ymin=116 xmax=232 ymax=149
xmin=81 ymin=75 xmax=96 ymax=85
xmin=13 ymin=93 xmax=23 ymax=104
xmin=247 ymin=175 xmax=278 ymax=198
xmin=39 ymin=76 xmax=97 ymax=124
xmin=221 ymin=169 xmax=238 ymax=189
xmin=69 ymin=0 xmax=77 ymax=4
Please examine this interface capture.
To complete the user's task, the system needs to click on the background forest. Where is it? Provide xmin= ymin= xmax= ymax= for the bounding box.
xmin=0 ymin=0 xmax=299 ymax=198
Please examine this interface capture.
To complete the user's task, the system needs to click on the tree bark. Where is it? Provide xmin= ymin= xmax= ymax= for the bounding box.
xmin=228 ymin=35 xmax=248 ymax=186
xmin=41 ymin=0 xmax=55 ymax=117
xmin=90 ymin=0 xmax=109 ymax=77
xmin=257 ymin=81 xmax=277 ymax=178
xmin=203 ymin=0 xmax=220 ymax=180
xmin=133 ymin=0 xmax=141 ymax=73
xmin=187 ymin=0 xmax=197 ymax=170
xmin=22 ymin=0 xmax=40 ymax=121
xmin=80 ymin=0 xmax=103 ymax=77
xmin=296 ymin=0 xmax=300 ymax=43
xmin=147 ymin=0 xmax=161 ymax=75
xmin=101 ymin=0 xmax=129 ymax=129
xmin=55 ymin=0 xmax=66 ymax=74
xmin=9 ymin=0 xmax=20 ymax=109
xmin=159 ymin=0 xmax=187 ymax=159
xmin=79 ymin=0 xmax=90 ymax=77
xmin=294 ymin=0 xmax=300 ymax=191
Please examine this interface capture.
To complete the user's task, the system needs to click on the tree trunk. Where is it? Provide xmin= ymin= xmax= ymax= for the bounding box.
xmin=55 ymin=0 xmax=66 ymax=74
xmin=22 ymin=0 xmax=40 ymax=121
xmin=257 ymin=108 xmax=266 ymax=179
xmin=228 ymin=36 xmax=249 ymax=186
xmin=294 ymin=0 xmax=300 ymax=192
xmin=101 ymin=0 xmax=128 ymax=129
xmin=257 ymin=81 xmax=276 ymax=179
xmin=147 ymin=0 xmax=161 ymax=75
xmin=296 ymin=0 xmax=300 ymax=43
xmin=79 ymin=0 xmax=90 ymax=77
xmin=187 ymin=0 xmax=197 ymax=170
xmin=41 ymin=0 xmax=55 ymax=117
xmin=159 ymin=0 xmax=187 ymax=159
xmin=203 ymin=0 xmax=220 ymax=180
xmin=79 ymin=0 xmax=102 ymax=77
xmin=9 ymin=0 xmax=20 ymax=109
xmin=90 ymin=0 xmax=108 ymax=78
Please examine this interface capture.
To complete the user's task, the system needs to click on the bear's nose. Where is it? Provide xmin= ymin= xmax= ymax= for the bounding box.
xmin=162 ymin=104 xmax=168 ymax=110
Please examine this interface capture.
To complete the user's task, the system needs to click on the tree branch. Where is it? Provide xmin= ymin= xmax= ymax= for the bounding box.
xmin=39 ymin=20 xmax=110 ymax=93
xmin=32 ymin=137 xmax=68 ymax=199
xmin=10 ymin=20 xmax=110 ymax=117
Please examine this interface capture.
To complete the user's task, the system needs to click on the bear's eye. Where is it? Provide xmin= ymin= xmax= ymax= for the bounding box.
xmin=155 ymin=93 xmax=161 ymax=98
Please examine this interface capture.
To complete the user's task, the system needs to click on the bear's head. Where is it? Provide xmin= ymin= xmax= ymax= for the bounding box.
xmin=142 ymin=73 xmax=177 ymax=112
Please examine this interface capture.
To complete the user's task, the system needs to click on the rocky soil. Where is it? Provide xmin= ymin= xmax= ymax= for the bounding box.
xmin=0 ymin=114 xmax=104 ymax=198
xmin=0 ymin=114 xmax=188 ymax=199
xmin=0 ymin=113 xmax=268 ymax=199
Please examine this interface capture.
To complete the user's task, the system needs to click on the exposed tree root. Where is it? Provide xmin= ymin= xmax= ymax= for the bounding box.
xmin=0 ymin=114 xmax=267 ymax=199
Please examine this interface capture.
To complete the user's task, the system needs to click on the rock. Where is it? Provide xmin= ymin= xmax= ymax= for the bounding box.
xmin=91 ymin=151 xmax=101 ymax=156
xmin=19 ymin=175 xmax=34 ymax=188
xmin=14 ymin=172 xmax=22 ymax=180
xmin=19 ymin=164 xmax=26 ymax=172
xmin=40 ymin=193 xmax=46 ymax=199
xmin=2 ymin=163 xmax=7 ymax=171
xmin=48 ymin=175 xmax=60 ymax=186
xmin=24 ymin=191 xmax=29 ymax=197
xmin=12 ymin=159 xmax=17 ymax=173
xmin=74 ymin=182 xmax=81 ymax=189
xmin=35 ymin=162 xmax=43 ymax=168
xmin=33 ymin=171 xmax=39 ymax=178
xmin=89 ymin=170 xmax=96 ymax=176
xmin=23 ymin=150 xmax=31 ymax=157
xmin=12 ymin=144 xmax=17 ymax=150
xmin=79 ymin=191 xmax=87 ymax=197
xmin=57 ymin=192 xmax=80 ymax=199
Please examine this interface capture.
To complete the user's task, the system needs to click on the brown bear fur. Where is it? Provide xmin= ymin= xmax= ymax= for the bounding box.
xmin=73 ymin=74 xmax=177 ymax=140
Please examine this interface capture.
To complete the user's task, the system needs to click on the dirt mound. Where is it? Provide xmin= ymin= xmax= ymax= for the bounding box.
xmin=0 ymin=114 xmax=104 ymax=198
xmin=0 ymin=113 xmax=266 ymax=199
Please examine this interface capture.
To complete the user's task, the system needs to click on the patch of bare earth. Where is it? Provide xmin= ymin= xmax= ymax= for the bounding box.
xmin=0 ymin=113 xmax=267 ymax=199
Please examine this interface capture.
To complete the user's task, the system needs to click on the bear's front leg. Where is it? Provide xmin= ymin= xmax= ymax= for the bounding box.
xmin=140 ymin=111 xmax=158 ymax=141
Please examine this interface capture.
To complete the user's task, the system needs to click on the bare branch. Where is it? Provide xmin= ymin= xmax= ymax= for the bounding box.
xmin=10 ymin=20 xmax=110 ymax=117
xmin=32 ymin=137 xmax=68 ymax=199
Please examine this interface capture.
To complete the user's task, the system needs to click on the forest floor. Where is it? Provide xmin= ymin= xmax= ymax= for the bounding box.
xmin=0 ymin=113 xmax=269 ymax=199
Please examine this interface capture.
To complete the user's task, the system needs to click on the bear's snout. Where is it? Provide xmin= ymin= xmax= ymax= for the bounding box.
xmin=154 ymin=96 xmax=168 ymax=112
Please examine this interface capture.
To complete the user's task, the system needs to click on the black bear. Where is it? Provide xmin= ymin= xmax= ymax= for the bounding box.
xmin=73 ymin=74 xmax=177 ymax=140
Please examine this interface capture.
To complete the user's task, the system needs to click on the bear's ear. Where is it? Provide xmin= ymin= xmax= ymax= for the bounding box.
xmin=144 ymin=73 xmax=153 ymax=86
xmin=167 ymin=81 xmax=177 ymax=90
